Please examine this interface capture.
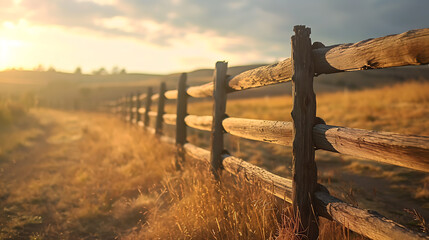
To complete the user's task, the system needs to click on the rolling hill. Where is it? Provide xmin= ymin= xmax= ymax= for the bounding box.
xmin=1 ymin=64 xmax=428 ymax=108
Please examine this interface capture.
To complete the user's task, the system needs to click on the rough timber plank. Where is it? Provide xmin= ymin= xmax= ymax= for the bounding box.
xmin=162 ymin=113 xmax=429 ymax=172
xmin=313 ymin=124 xmax=429 ymax=172
xmin=163 ymin=114 xmax=176 ymax=125
xmin=222 ymin=118 xmax=294 ymax=146
xmin=156 ymin=138 xmax=427 ymax=240
xmin=165 ymin=89 xmax=178 ymax=99
xmin=155 ymin=82 xmax=166 ymax=135
xmin=210 ymin=61 xmax=228 ymax=178
xmin=176 ymin=73 xmax=188 ymax=145
xmin=171 ymin=28 xmax=429 ymax=98
xmin=291 ymin=25 xmax=318 ymax=239
xmin=143 ymin=87 xmax=152 ymax=127
xmin=315 ymin=190 xmax=429 ymax=240
xmin=185 ymin=115 xmax=212 ymax=131
xmin=313 ymin=28 xmax=429 ymax=73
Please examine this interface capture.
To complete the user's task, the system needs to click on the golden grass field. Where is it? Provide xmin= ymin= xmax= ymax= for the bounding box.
xmin=0 ymin=80 xmax=428 ymax=239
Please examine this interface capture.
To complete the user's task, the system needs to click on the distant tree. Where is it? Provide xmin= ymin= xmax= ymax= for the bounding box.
xmin=34 ymin=64 xmax=44 ymax=71
xmin=120 ymin=68 xmax=126 ymax=74
xmin=74 ymin=67 xmax=82 ymax=74
xmin=111 ymin=66 xmax=120 ymax=75
xmin=92 ymin=67 xmax=108 ymax=75
xmin=47 ymin=66 xmax=56 ymax=72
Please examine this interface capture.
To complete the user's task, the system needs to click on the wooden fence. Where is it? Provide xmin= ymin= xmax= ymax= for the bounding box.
xmin=109 ymin=26 xmax=429 ymax=239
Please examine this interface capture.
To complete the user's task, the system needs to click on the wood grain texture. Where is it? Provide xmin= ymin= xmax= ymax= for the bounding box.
xmin=155 ymin=133 xmax=426 ymax=240
xmin=184 ymin=115 xmax=212 ymax=131
xmin=228 ymin=59 xmax=293 ymax=91
xmin=187 ymin=82 xmax=214 ymax=98
xmin=128 ymin=94 xmax=134 ymax=123
xmin=138 ymin=107 xmax=146 ymax=114
xmin=163 ymin=113 xmax=176 ymax=125
xmin=210 ymin=61 xmax=228 ymax=178
xmin=151 ymin=93 xmax=160 ymax=101
xmin=314 ymin=28 xmax=429 ymax=74
xmin=315 ymin=191 xmax=428 ymax=240
xmin=291 ymin=25 xmax=318 ymax=239
xmin=135 ymin=92 xmax=141 ymax=123
xmin=138 ymin=93 xmax=147 ymax=100
xmin=163 ymin=28 xmax=428 ymax=99
xmin=223 ymin=118 xmax=294 ymax=146
xmin=313 ymin=124 xmax=429 ymax=172
xmin=176 ymin=115 xmax=429 ymax=172
xmin=148 ymin=111 xmax=157 ymax=117
xmin=176 ymin=73 xmax=188 ymax=145
xmin=164 ymin=89 xmax=178 ymax=99
xmin=181 ymin=57 xmax=292 ymax=97
xmin=122 ymin=97 xmax=126 ymax=120
xmin=155 ymin=82 xmax=166 ymax=135
xmin=222 ymin=154 xmax=293 ymax=203
xmin=181 ymin=142 xmax=293 ymax=203
xmin=143 ymin=87 xmax=153 ymax=127
xmin=183 ymin=142 xmax=210 ymax=164
xmin=175 ymin=74 xmax=188 ymax=169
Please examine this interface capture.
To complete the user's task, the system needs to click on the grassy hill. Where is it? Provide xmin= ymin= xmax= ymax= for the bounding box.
xmin=1 ymin=64 xmax=428 ymax=109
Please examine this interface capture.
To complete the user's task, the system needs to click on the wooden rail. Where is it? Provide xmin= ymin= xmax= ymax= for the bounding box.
xmin=111 ymin=27 xmax=429 ymax=240
xmin=152 ymin=133 xmax=429 ymax=240
xmin=160 ymin=114 xmax=429 ymax=172
xmin=155 ymin=28 xmax=429 ymax=100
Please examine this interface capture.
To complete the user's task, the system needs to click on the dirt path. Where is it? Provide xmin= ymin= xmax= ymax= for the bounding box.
xmin=0 ymin=110 xmax=87 ymax=239
xmin=0 ymin=109 xmax=180 ymax=239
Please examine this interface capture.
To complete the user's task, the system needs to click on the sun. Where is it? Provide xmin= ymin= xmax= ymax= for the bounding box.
xmin=0 ymin=38 xmax=22 ymax=70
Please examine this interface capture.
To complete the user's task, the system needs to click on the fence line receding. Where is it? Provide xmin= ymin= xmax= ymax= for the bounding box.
xmin=109 ymin=26 xmax=429 ymax=240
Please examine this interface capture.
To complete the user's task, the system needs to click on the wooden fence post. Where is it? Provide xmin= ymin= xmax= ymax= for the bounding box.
xmin=129 ymin=93 xmax=134 ymax=123
xmin=291 ymin=25 xmax=318 ymax=239
xmin=210 ymin=61 xmax=228 ymax=179
xmin=122 ymin=96 xmax=127 ymax=121
xmin=155 ymin=82 xmax=166 ymax=135
xmin=175 ymin=73 xmax=188 ymax=169
xmin=144 ymin=87 xmax=153 ymax=127
xmin=135 ymin=92 xmax=141 ymax=124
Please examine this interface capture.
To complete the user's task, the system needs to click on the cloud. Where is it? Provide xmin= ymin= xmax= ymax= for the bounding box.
xmin=1 ymin=0 xmax=428 ymax=69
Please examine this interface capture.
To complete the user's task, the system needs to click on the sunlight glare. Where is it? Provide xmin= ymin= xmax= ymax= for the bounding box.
xmin=75 ymin=0 xmax=117 ymax=6
xmin=3 ymin=21 xmax=15 ymax=29
xmin=0 ymin=39 xmax=23 ymax=70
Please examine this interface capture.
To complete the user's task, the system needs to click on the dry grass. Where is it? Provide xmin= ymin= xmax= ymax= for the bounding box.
xmin=127 ymin=163 xmax=283 ymax=239
xmin=0 ymin=109 xmax=364 ymax=239
xmin=0 ymin=100 xmax=27 ymax=125
xmin=0 ymin=110 xmax=175 ymax=239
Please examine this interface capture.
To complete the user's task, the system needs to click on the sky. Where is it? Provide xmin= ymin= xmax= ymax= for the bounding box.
xmin=0 ymin=0 xmax=428 ymax=74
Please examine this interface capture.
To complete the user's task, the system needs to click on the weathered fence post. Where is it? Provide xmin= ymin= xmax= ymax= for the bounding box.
xmin=144 ymin=87 xmax=153 ymax=127
xmin=129 ymin=93 xmax=134 ymax=123
xmin=210 ymin=61 xmax=228 ymax=179
xmin=291 ymin=25 xmax=318 ymax=239
xmin=155 ymin=82 xmax=166 ymax=135
xmin=122 ymin=96 xmax=127 ymax=121
xmin=135 ymin=92 xmax=141 ymax=124
xmin=175 ymin=73 xmax=188 ymax=169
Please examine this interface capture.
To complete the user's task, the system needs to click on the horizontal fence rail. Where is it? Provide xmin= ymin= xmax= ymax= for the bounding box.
xmin=151 ymin=28 xmax=429 ymax=101
xmin=154 ymin=113 xmax=429 ymax=172
xmin=110 ymin=26 xmax=429 ymax=240
xmin=147 ymin=132 xmax=429 ymax=240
